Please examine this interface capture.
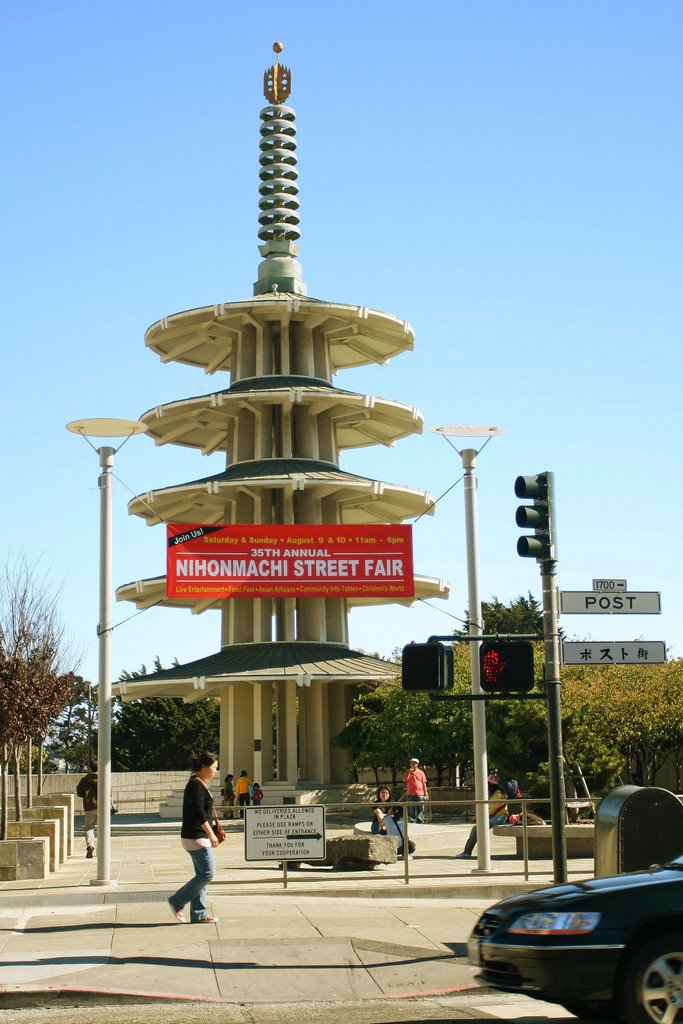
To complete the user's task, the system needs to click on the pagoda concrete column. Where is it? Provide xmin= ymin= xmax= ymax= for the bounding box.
xmin=219 ymin=684 xmax=233 ymax=778
xmin=303 ymin=681 xmax=329 ymax=783
xmin=283 ymin=683 xmax=298 ymax=784
xmin=328 ymin=684 xmax=350 ymax=783
xmin=254 ymin=680 xmax=274 ymax=783
xmin=232 ymin=685 xmax=255 ymax=775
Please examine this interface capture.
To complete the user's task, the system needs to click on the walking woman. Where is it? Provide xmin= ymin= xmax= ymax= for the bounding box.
xmin=168 ymin=752 xmax=221 ymax=924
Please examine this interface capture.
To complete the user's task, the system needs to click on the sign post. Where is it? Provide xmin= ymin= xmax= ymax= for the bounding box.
xmin=244 ymin=805 xmax=326 ymax=864
xmin=592 ymin=579 xmax=627 ymax=592
xmin=560 ymin=591 xmax=661 ymax=615
xmin=562 ymin=641 xmax=667 ymax=665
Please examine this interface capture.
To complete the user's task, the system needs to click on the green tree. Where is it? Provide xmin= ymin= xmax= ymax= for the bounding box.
xmin=0 ymin=556 xmax=77 ymax=835
xmin=476 ymin=593 xmax=543 ymax=635
xmin=661 ymin=662 xmax=683 ymax=790
xmin=568 ymin=660 xmax=683 ymax=787
xmin=47 ymin=675 xmax=94 ymax=772
xmin=112 ymin=660 xmax=219 ymax=770
xmin=338 ymin=597 xmax=683 ymax=803
xmin=333 ymin=646 xmax=474 ymax=787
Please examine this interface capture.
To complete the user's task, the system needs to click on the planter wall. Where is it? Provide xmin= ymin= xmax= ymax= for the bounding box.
xmin=22 ymin=806 xmax=68 ymax=863
xmin=33 ymin=793 xmax=75 ymax=854
xmin=0 ymin=838 xmax=49 ymax=880
xmin=19 ymin=771 xmax=189 ymax=814
xmin=6 ymin=820 xmax=60 ymax=871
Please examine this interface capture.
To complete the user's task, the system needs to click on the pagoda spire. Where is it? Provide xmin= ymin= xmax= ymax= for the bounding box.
xmin=254 ymin=41 xmax=307 ymax=297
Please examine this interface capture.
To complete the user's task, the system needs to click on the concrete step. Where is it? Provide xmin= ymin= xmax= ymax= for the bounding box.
xmin=157 ymin=782 xmax=365 ymax=816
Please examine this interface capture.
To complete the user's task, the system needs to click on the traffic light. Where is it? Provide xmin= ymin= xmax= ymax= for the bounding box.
xmin=479 ymin=641 xmax=535 ymax=693
xmin=401 ymin=642 xmax=454 ymax=692
xmin=515 ymin=471 xmax=556 ymax=561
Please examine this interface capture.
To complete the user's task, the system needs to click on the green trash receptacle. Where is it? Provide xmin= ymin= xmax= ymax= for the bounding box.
xmin=595 ymin=784 xmax=683 ymax=877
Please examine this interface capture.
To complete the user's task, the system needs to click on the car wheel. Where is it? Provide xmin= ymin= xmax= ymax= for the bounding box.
xmin=619 ymin=931 xmax=683 ymax=1024
xmin=560 ymin=1002 xmax=616 ymax=1022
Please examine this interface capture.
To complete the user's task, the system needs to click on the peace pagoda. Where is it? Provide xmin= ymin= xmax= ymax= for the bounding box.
xmin=115 ymin=45 xmax=448 ymax=791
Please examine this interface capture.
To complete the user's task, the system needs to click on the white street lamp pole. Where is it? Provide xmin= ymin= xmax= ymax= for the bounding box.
xmin=67 ymin=417 xmax=146 ymax=886
xmin=433 ymin=424 xmax=505 ymax=874
xmin=95 ymin=444 xmax=115 ymax=885
xmin=461 ymin=446 xmax=492 ymax=871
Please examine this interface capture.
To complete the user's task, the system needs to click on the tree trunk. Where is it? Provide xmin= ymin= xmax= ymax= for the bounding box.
xmin=26 ymin=737 xmax=33 ymax=808
xmin=0 ymin=746 xmax=7 ymax=841
xmin=12 ymin=746 xmax=22 ymax=821
xmin=37 ymin=736 xmax=44 ymax=795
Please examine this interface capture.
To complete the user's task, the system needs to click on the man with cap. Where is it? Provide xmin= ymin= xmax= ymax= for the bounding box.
xmin=403 ymin=757 xmax=429 ymax=823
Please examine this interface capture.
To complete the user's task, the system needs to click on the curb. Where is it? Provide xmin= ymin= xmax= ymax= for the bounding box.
xmin=209 ymin=880 xmax=541 ymax=900
xmin=0 ymin=984 xmax=222 ymax=1009
xmin=0 ymin=980 xmax=490 ymax=1011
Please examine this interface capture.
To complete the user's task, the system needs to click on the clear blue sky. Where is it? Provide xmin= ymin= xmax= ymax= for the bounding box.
xmin=2 ymin=2 xmax=681 ymax=684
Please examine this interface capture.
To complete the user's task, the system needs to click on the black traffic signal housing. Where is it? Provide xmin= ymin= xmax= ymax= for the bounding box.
xmin=479 ymin=640 xmax=535 ymax=693
xmin=515 ymin=471 xmax=556 ymax=561
xmin=402 ymin=642 xmax=454 ymax=692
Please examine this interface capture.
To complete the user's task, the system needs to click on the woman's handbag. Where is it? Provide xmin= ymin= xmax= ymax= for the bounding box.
xmin=211 ymin=802 xmax=226 ymax=843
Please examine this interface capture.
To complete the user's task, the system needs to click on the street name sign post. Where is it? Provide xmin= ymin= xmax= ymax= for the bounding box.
xmin=562 ymin=641 xmax=667 ymax=665
xmin=559 ymin=591 xmax=661 ymax=614
xmin=244 ymin=805 xmax=326 ymax=863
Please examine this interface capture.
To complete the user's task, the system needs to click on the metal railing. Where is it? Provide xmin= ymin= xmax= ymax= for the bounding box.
xmin=259 ymin=795 xmax=597 ymax=889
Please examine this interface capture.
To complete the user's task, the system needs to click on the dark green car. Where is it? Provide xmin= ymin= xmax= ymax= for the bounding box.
xmin=467 ymin=855 xmax=683 ymax=1022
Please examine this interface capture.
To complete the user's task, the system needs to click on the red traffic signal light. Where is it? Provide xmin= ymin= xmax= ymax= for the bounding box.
xmin=479 ymin=641 xmax=535 ymax=693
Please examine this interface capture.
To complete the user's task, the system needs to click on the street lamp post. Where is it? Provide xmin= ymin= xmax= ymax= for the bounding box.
xmin=67 ymin=417 xmax=146 ymax=886
xmin=432 ymin=424 xmax=505 ymax=874
xmin=87 ymin=680 xmax=93 ymax=768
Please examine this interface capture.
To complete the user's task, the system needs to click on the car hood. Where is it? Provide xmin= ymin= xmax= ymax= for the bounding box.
xmin=492 ymin=863 xmax=683 ymax=914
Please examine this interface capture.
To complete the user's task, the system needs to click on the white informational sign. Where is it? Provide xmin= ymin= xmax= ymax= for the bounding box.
xmin=560 ymin=591 xmax=661 ymax=615
xmin=592 ymin=579 xmax=627 ymax=592
xmin=562 ymin=641 xmax=667 ymax=665
xmin=244 ymin=805 xmax=326 ymax=862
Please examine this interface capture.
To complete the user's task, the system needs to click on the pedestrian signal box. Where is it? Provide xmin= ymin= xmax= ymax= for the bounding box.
xmin=479 ymin=641 xmax=535 ymax=693
xmin=401 ymin=642 xmax=454 ymax=692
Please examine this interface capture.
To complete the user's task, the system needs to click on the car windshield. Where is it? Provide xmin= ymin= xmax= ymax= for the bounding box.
xmin=670 ymin=854 xmax=683 ymax=869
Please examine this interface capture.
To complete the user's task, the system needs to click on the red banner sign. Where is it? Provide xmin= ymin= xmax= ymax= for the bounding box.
xmin=166 ymin=524 xmax=414 ymax=600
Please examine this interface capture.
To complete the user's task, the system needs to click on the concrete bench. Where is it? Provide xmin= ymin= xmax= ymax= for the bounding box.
xmin=6 ymin=819 xmax=61 ymax=871
xmin=10 ymin=794 xmax=75 ymax=851
xmin=0 ymin=837 xmax=49 ymax=880
xmin=22 ymin=806 xmax=68 ymax=863
xmin=493 ymin=823 xmax=595 ymax=859
xmin=34 ymin=793 xmax=75 ymax=854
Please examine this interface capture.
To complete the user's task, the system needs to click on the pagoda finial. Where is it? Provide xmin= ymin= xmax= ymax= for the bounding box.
xmin=264 ymin=40 xmax=291 ymax=105
xmin=254 ymin=41 xmax=306 ymax=297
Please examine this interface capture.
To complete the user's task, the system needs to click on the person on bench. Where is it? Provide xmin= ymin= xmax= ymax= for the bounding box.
xmin=456 ymin=773 xmax=508 ymax=859
xmin=371 ymin=784 xmax=415 ymax=856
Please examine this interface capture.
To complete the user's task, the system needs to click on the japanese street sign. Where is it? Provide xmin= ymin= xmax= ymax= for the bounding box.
xmin=592 ymin=579 xmax=627 ymax=592
xmin=244 ymin=805 xmax=326 ymax=862
xmin=560 ymin=591 xmax=661 ymax=614
xmin=562 ymin=641 xmax=667 ymax=665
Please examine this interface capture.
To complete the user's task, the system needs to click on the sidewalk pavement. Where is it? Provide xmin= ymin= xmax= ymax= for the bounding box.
xmin=0 ymin=815 xmax=595 ymax=1012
